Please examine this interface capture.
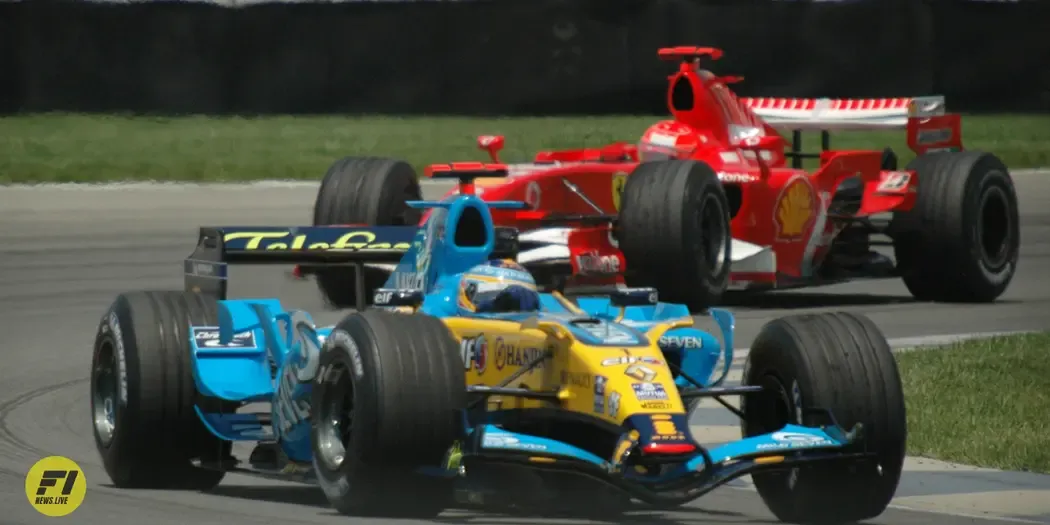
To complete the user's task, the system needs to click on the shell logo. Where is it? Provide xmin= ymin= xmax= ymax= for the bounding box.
xmin=774 ymin=176 xmax=816 ymax=241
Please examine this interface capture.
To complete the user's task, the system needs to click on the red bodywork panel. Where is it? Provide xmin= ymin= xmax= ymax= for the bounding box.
xmin=416 ymin=46 xmax=955 ymax=288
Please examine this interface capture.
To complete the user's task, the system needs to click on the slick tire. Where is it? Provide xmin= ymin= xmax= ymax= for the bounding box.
xmin=311 ymin=309 xmax=465 ymax=517
xmin=91 ymin=291 xmax=231 ymax=490
xmin=311 ymin=157 xmax=423 ymax=309
xmin=890 ymin=151 xmax=1019 ymax=302
xmin=741 ymin=312 xmax=906 ymax=524
xmin=618 ymin=159 xmax=731 ymax=311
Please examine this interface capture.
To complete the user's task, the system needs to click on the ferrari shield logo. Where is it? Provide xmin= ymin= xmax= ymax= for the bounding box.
xmin=774 ymin=176 xmax=816 ymax=241
xmin=612 ymin=172 xmax=628 ymax=211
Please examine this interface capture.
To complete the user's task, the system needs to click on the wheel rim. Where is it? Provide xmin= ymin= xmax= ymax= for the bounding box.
xmin=315 ymin=362 xmax=354 ymax=472
xmin=694 ymin=193 xmax=728 ymax=275
xmin=92 ymin=340 xmax=118 ymax=447
xmin=977 ymin=185 xmax=1012 ymax=270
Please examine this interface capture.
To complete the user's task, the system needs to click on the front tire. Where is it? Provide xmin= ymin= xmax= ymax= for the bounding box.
xmin=92 ymin=291 xmax=230 ymax=490
xmin=311 ymin=309 xmax=464 ymax=517
xmin=618 ymin=159 xmax=731 ymax=311
xmin=741 ymin=312 xmax=906 ymax=523
xmin=891 ymin=151 xmax=1019 ymax=302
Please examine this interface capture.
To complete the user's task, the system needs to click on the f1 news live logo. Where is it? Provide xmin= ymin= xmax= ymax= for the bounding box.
xmin=24 ymin=456 xmax=86 ymax=517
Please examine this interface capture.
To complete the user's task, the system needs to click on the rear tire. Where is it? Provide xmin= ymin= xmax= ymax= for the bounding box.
xmin=618 ymin=159 xmax=731 ymax=311
xmin=92 ymin=291 xmax=230 ymax=490
xmin=311 ymin=157 xmax=422 ymax=308
xmin=741 ymin=312 xmax=906 ymax=523
xmin=891 ymin=151 xmax=1019 ymax=302
xmin=311 ymin=309 xmax=464 ymax=517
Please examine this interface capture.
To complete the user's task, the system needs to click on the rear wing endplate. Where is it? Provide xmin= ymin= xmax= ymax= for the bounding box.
xmin=184 ymin=226 xmax=417 ymax=300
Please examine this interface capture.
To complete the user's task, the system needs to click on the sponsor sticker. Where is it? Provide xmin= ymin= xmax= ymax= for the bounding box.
xmin=601 ymin=356 xmax=662 ymax=367
xmin=625 ymin=364 xmax=657 ymax=382
xmin=460 ymin=336 xmax=488 ymax=374
xmin=650 ymin=415 xmax=686 ymax=441
xmin=774 ymin=176 xmax=817 ymax=242
xmin=877 ymin=171 xmax=912 ymax=193
xmin=641 ymin=400 xmax=672 ymax=410
xmin=593 ymin=375 xmax=607 ymax=414
xmin=631 ymin=382 xmax=669 ymax=401
xmin=525 ymin=181 xmax=542 ymax=210
xmin=658 ymin=335 xmax=704 ymax=349
xmin=916 ymin=128 xmax=952 ymax=145
xmin=575 ymin=251 xmax=621 ymax=275
xmin=192 ymin=327 xmax=257 ymax=349
xmin=718 ymin=171 xmax=758 ymax=183
xmin=755 ymin=431 xmax=834 ymax=450
xmin=483 ymin=432 xmax=547 ymax=451
xmin=608 ymin=391 xmax=621 ymax=418
xmin=561 ymin=371 xmax=591 ymax=388
xmin=493 ymin=337 xmax=546 ymax=371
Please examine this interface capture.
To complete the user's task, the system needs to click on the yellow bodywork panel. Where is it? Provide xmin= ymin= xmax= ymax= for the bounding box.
xmin=442 ymin=314 xmax=694 ymax=424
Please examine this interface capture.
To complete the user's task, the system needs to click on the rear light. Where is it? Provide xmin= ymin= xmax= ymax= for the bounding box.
xmin=642 ymin=442 xmax=696 ymax=455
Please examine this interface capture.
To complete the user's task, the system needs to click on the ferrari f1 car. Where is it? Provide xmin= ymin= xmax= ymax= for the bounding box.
xmin=304 ymin=45 xmax=1019 ymax=311
xmin=92 ymin=168 xmax=907 ymax=522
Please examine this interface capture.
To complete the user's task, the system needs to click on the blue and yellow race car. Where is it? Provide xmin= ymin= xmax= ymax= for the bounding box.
xmin=90 ymin=166 xmax=906 ymax=523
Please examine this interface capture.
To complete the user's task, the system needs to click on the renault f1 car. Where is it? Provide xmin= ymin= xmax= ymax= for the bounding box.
xmin=91 ymin=167 xmax=907 ymax=522
xmin=304 ymin=45 xmax=1019 ymax=311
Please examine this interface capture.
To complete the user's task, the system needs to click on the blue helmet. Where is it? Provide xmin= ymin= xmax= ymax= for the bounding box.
xmin=457 ymin=259 xmax=540 ymax=313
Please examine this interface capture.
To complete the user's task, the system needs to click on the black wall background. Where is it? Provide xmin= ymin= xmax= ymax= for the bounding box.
xmin=0 ymin=0 xmax=1047 ymax=115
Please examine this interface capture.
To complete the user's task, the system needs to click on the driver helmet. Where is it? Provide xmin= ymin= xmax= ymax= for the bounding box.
xmin=638 ymin=121 xmax=701 ymax=162
xmin=458 ymin=259 xmax=540 ymax=313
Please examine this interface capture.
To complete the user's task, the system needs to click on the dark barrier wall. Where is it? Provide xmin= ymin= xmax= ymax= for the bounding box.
xmin=1 ymin=0 xmax=1048 ymax=115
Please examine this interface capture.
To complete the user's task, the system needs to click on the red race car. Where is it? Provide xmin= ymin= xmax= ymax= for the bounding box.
xmin=303 ymin=46 xmax=1019 ymax=311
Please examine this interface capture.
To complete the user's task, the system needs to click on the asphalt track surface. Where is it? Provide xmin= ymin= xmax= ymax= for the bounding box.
xmin=1 ymin=175 xmax=1049 ymax=525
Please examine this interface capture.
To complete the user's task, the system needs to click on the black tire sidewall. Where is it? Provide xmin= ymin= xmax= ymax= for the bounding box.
xmin=893 ymin=152 xmax=1020 ymax=302
xmin=619 ymin=160 xmax=731 ymax=309
xmin=961 ymin=166 xmax=1019 ymax=286
xmin=683 ymin=170 xmax=733 ymax=299
xmin=312 ymin=311 xmax=460 ymax=516
xmin=91 ymin=292 xmax=228 ymax=489
xmin=312 ymin=324 xmax=376 ymax=508
xmin=92 ymin=298 xmax=140 ymax=484
xmin=741 ymin=313 xmax=906 ymax=523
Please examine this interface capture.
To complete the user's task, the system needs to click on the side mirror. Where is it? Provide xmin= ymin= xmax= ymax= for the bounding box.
xmin=736 ymin=134 xmax=782 ymax=151
xmin=373 ymin=289 xmax=425 ymax=309
xmin=477 ymin=135 xmax=505 ymax=163
xmin=610 ymin=287 xmax=658 ymax=308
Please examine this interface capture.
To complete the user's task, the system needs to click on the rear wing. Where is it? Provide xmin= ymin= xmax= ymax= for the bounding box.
xmin=741 ymin=96 xmax=945 ymax=130
xmin=184 ymin=225 xmax=417 ymax=301
xmin=739 ymin=95 xmax=963 ymax=168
